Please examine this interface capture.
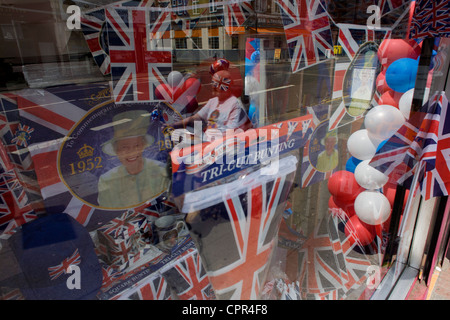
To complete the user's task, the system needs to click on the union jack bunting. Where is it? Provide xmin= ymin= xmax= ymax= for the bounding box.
xmin=329 ymin=24 xmax=390 ymax=131
xmin=183 ymin=156 xmax=298 ymax=299
xmin=106 ymin=6 xmax=172 ymax=103
xmin=48 ymin=249 xmax=82 ymax=280
xmin=410 ymin=0 xmax=450 ymax=39
xmin=124 ymin=274 xmax=172 ymax=300
xmin=300 ymin=105 xmax=336 ymax=188
xmin=80 ymin=0 xmax=157 ymax=75
xmin=162 ymin=250 xmax=215 ymax=300
xmin=276 ymin=0 xmax=334 ymax=73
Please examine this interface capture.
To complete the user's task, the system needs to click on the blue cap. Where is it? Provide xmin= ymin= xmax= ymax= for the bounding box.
xmin=8 ymin=213 xmax=102 ymax=300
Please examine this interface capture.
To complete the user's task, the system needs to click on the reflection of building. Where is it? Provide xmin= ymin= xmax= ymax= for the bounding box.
xmin=170 ymin=0 xmax=288 ymax=63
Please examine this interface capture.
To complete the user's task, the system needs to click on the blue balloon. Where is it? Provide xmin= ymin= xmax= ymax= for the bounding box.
xmin=345 ymin=156 xmax=362 ymax=173
xmin=385 ymin=58 xmax=419 ymax=93
xmin=376 ymin=139 xmax=388 ymax=152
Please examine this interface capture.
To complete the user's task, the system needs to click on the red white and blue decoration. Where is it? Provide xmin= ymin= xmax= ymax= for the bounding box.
xmin=276 ymin=0 xmax=334 ymax=73
xmin=410 ymin=0 xmax=450 ymax=39
xmin=106 ymin=6 xmax=172 ymax=103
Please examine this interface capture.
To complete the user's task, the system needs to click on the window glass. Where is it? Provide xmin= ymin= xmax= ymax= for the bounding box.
xmin=0 ymin=0 xmax=448 ymax=302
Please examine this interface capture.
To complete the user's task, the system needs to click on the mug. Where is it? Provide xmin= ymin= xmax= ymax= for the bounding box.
xmin=154 ymin=215 xmax=188 ymax=250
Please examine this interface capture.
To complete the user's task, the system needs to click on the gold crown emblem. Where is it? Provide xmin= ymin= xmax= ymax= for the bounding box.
xmin=77 ymin=144 xmax=94 ymax=159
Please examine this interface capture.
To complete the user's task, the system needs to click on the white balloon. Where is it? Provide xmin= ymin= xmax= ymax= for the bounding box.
xmin=364 ymin=105 xmax=406 ymax=140
xmin=347 ymin=129 xmax=379 ymax=160
xmin=354 ymin=160 xmax=389 ymax=190
xmin=354 ymin=190 xmax=391 ymax=225
xmin=168 ymin=71 xmax=184 ymax=88
xmin=399 ymin=89 xmax=414 ymax=120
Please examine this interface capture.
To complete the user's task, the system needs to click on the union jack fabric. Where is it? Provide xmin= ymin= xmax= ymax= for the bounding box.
xmin=219 ymin=1 xmax=254 ymax=35
xmin=97 ymin=210 xmax=148 ymax=241
xmin=329 ymin=24 xmax=390 ymax=131
xmin=0 ymin=188 xmax=37 ymax=239
xmin=410 ymin=0 xmax=450 ymax=39
xmin=48 ymin=249 xmax=82 ymax=280
xmin=300 ymin=105 xmax=336 ymax=188
xmin=0 ymin=92 xmax=44 ymax=214
xmin=276 ymin=0 xmax=334 ymax=73
xmin=107 ymin=6 xmax=172 ymax=103
xmin=296 ymin=214 xmax=372 ymax=299
xmin=80 ymin=0 xmax=157 ymax=75
xmin=183 ymin=155 xmax=298 ymax=299
xmin=162 ymin=249 xmax=215 ymax=300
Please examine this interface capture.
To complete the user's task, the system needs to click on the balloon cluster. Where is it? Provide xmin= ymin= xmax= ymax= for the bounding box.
xmin=155 ymin=71 xmax=201 ymax=113
xmin=376 ymin=39 xmax=421 ymax=114
xmin=328 ymin=39 xmax=421 ymax=247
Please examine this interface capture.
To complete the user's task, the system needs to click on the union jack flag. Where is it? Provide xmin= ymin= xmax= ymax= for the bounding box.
xmin=410 ymin=0 xmax=450 ymax=39
xmin=329 ymin=24 xmax=390 ymax=131
xmin=300 ymin=105 xmax=336 ymax=188
xmin=0 ymin=188 xmax=37 ymax=239
xmin=197 ymin=168 xmax=296 ymax=299
xmin=125 ymin=274 xmax=172 ymax=300
xmin=162 ymin=250 xmax=215 ymax=300
xmin=370 ymin=92 xmax=450 ymax=200
xmin=80 ymin=0 xmax=157 ymax=75
xmin=277 ymin=0 xmax=333 ymax=73
xmin=48 ymin=249 xmax=81 ymax=280
xmin=420 ymin=93 xmax=450 ymax=199
xmin=296 ymin=214 xmax=371 ymax=299
xmin=219 ymin=1 xmax=254 ymax=35
xmin=107 ymin=7 xmax=172 ymax=103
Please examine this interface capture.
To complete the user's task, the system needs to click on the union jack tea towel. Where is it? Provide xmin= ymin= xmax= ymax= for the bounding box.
xmin=181 ymin=155 xmax=299 ymax=299
xmin=15 ymin=83 xmax=181 ymax=231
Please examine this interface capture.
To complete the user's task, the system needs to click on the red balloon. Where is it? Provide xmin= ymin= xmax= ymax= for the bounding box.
xmin=345 ymin=215 xmax=375 ymax=246
xmin=184 ymin=77 xmax=201 ymax=96
xmin=376 ymin=70 xmax=391 ymax=94
xmin=378 ymin=39 xmax=421 ymax=68
xmin=328 ymin=171 xmax=364 ymax=201
xmin=333 ymin=196 xmax=356 ymax=219
xmin=155 ymin=83 xmax=171 ymax=100
xmin=379 ymin=90 xmax=402 ymax=108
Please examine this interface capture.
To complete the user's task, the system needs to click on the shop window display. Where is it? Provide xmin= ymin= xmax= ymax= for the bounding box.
xmin=0 ymin=0 xmax=449 ymax=302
